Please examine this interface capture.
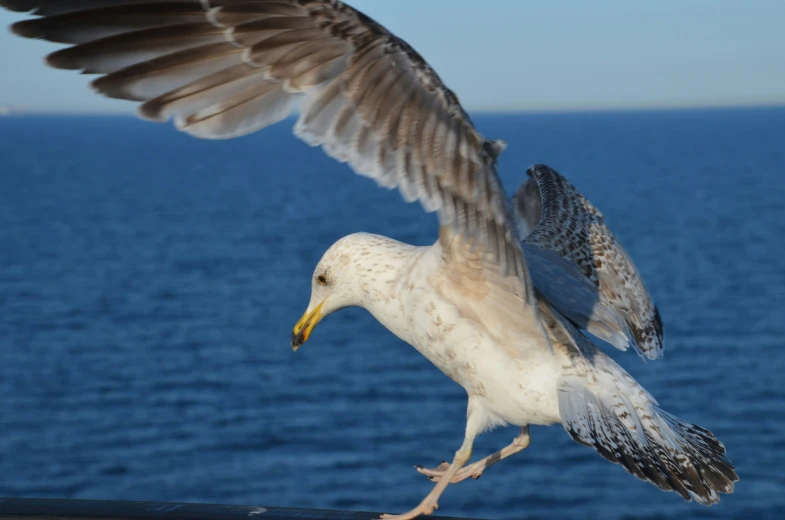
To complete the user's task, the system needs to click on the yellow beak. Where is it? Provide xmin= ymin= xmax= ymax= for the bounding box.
xmin=291 ymin=301 xmax=324 ymax=351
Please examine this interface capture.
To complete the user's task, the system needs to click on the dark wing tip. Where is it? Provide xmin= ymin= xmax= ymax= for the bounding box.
xmin=10 ymin=18 xmax=44 ymax=38
xmin=524 ymin=163 xmax=572 ymax=222
xmin=44 ymin=47 xmax=83 ymax=70
xmin=653 ymin=305 xmax=664 ymax=340
xmin=0 ymin=0 xmax=35 ymax=13
xmin=631 ymin=306 xmax=665 ymax=360
xmin=12 ymin=17 xmax=87 ymax=70
xmin=526 ymin=163 xmax=555 ymax=178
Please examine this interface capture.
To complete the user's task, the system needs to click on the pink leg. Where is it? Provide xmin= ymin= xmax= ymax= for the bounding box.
xmin=417 ymin=426 xmax=530 ymax=483
xmin=379 ymin=399 xmax=485 ymax=520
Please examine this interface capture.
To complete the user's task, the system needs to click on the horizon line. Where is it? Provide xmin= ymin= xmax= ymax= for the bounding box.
xmin=1 ymin=101 xmax=784 ymax=118
xmin=0 ymin=101 xmax=785 ymax=117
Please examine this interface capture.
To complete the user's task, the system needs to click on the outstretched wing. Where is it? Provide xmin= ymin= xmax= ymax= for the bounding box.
xmin=4 ymin=0 xmax=536 ymax=308
xmin=514 ymin=164 xmax=663 ymax=360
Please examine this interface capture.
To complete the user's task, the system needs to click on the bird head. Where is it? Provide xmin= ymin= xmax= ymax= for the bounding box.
xmin=290 ymin=234 xmax=366 ymax=351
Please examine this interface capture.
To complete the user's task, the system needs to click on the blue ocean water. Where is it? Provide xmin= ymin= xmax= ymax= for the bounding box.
xmin=0 ymin=109 xmax=784 ymax=520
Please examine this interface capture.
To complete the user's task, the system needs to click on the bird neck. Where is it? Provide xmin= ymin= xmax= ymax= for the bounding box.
xmin=342 ymin=234 xmax=436 ymax=345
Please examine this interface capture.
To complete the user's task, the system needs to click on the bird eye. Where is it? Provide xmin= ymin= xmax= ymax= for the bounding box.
xmin=316 ymin=274 xmax=327 ymax=285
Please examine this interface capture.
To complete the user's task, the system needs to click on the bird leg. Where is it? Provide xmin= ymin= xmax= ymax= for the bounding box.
xmin=417 ymin=426 xmax=530 ymax=483
xmin=379 ymin=398 xmax=483 ymax=520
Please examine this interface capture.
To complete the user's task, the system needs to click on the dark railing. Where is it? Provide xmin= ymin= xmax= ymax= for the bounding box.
xmin=0 ymin=498 xmax=483 ymax=520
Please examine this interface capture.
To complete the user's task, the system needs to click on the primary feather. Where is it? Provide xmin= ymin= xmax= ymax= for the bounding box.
xmin=4 ymin=0 xmax=534 ymax=306
xmin=549 ymin=304 xmax=736 ymax=504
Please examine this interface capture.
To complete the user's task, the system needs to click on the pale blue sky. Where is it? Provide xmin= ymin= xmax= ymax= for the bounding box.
xmin=1 ymin=0 xmax=783 ymax=112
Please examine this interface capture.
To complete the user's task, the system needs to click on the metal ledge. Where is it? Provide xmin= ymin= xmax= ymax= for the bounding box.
xmin=0 ymin=499 xmax=484 ymax=520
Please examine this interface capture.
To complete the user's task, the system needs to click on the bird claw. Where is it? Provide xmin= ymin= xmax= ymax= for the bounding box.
xmin=415 ymin=461 xmax=451 ymax=480
xmin=416 ymin=460 xmax=483 ymax=483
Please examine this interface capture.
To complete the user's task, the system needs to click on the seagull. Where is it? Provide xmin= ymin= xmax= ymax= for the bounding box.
xmin=2 ymin=1 xmax=737 ymax=518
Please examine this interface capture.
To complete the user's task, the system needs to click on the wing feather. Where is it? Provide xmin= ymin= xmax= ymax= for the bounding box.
xmin=5 ymin=0 xmax=540 ymax=324
xmin=514 ymin=163 xmax=664 ymax=360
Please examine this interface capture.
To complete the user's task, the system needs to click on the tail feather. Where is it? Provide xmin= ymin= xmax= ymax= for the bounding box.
xmin=559 ymin=349 xmax=737 ymax=504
